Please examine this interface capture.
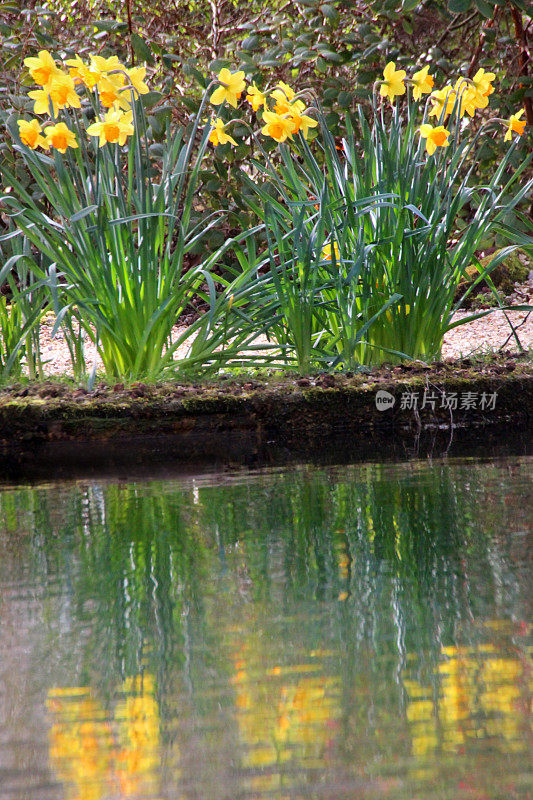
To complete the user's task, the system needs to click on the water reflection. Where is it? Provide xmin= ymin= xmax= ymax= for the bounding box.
xmin=0 ymin=458 xmax=530 ymax=799
xmin=47 ymin=675 xmax=161 ymax=800
xmin=229 ymin=637 xmax=340 ymax=793
xmin=405 ymin=641 xmax=531 ymax=761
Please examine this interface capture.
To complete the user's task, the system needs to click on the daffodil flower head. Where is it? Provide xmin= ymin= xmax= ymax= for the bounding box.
xmin=90 ymin=56 xmax=130 ymax=99
xmin=28 ymin=73 xmax=80 ymax=115
xmin=126 ymin=67 xmax=150 ymax=97
xmin=472 ymin=68 xmax=495 ymax=97
xmin=98 ymin=74 xmax=130 ymax=110
xmin=23 ymin=50 xmax=61 ymax=87
xmin=27 ymin=87 xmax=54 ymax=116
xmin=428 ymin=86 xmax=456 ymax=119
xmin=17 ymin=119 xmax=45 ymax=149
xmin=210 ymin=68 xmax=246 ymax=108
xmin=44 ymin=122 xmax=78 ymax=153
xmin=208 ymin=118 xmax=238 ymax=147
xmin=411 ymin=65 xmax=434 ymax=101
xmin=271 ymin=82 xmax=297 ymax=114
xmin=86 ymin=108 xmax=134 ymax=147
xmin=419 ymin=123 xmax=450 ymax=155
xmin=321 ymin=241 xmax=340 ymax=261
xmin=287 ymin=102 xmax=317 ymax=140
xmin=454 ymin=80 xmax=488 ymax=117
xmin=379 ymin=62 xmax=406 ymax=103
xmin=504 ymin=109 xmax=526 ymax=142
xmin=65 ymin=55 xmax=100 ymax=89
xmin=246 ymin=83 xmax=267 ymax=112
xmin=91 ymin=55 xmax=126 ymax=78
xmin=260 ymin=110 xmax=296 ymax=143
xmin=49 ymin=74 xmax=81 ymax=110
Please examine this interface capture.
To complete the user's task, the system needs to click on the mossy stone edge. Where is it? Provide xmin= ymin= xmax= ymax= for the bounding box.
xmin=0 ymin=356 xmax=530 ymax=476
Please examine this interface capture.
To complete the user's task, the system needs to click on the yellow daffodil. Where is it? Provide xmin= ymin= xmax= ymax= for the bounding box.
xmin=208 ymin=118 xmax=237 ymax=146
xmin=419 ymin=123 xmax=450 ymax=155
xmin=28 ymin=73 xmax=80 ymax=115
xmin=454 ymin=80 xmax=488 ymax=117
xmin=44 ymin=122 xmax=78 ymax=153
xmin=246 ymin=83 xmax=267 ymax=112
xmin=271 ymin=82 xmax=297 ymax=114
xmin=322 ymin=241 xmax=340 ymax=261
xmin=472 ymin=68 xmax=495 ymax=97
xmin=287 ymin=103 xmax=318 ymax=140
xmin=210 ymin=68 xmax=246 ymax=108
xmin=27 ymin=87 xmax=54 ymax=115
xmin=260 ymin=110 xmax=296 ymax=143
xmin=91 ymin=54 xmax=126 ymax=77
xmin=504 ymin=109 xmax=526 ymax=142
xmin=125 ymin=66 xmax=149 ymax=97
xmin=23 ymin=50 xmax=61 ymax=87
xmin=428 ymin=86 xmax=456 ymax=119
xmin=50 ymin=74 xmax=81 ymax=109
xmin=379 ymin=62 xmax=406 ymax=103
xmin=97 ymin=74 xmax=130 ymax=110
xmin=17 ymin=119 xmax=45 ymax=149
xmin=86 ymin=108 xmax=134 ymax=147
xmin=411 ymin=65 xmax=434 ymax=101
xmin=65 ymin=55 xmax=100 ymax=89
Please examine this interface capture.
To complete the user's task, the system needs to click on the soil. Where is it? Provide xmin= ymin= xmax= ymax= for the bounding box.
xmin=1 ymin=290 xmax=531 ymax=481
xmin=0 ymin=351 xmax=531 ymax=482
xmin=36 ymin=305 xmax=533 ymax=376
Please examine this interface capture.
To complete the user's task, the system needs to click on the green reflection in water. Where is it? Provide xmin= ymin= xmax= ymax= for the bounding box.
xmin=0 ymin=458 xmax=531 ymax=800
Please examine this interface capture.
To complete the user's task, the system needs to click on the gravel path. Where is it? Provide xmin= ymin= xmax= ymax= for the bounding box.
xmin=36 ymin=307 xmax=533 ymax=377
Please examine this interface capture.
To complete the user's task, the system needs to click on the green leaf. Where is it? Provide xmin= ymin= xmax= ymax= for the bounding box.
xmin=320 ymin=4 xmax=340 ymax=21
xmin=209 ymin=58 xmax=231 ymax=73
xmin=162 ymin=53 xmax=180 ymax=68
xmin=149 ymin=143 xmax=164 ymax=158
xmin=148 ymin=114 xmax=163 ymax=137
xmin=182 ymin=96 xmax=200 ymax=113
xmin=131 ymin=32 xmax=155 ymax=65
xmin=242 ymin=34 xmax=261 ymax=51
xmin=92 ymin=19 xmax=125 ymax=32
xmin=141 ymin=91 xmax=163 ymax=109
xmin=322 ymin=50 xmax=343 ymax=63
xmin=337 ymin=91 xmax=353 ymax=108
xmin=357 ymin=70 xmax=376 ymax=84
xmin=474 ymin=0 xmax=494 ymax=17
xmin=70 ymin=206 xmax=98 ymax=223
xmin=447 ymin=0 xmax=472 ymax=11
xmin=183 ymin=63 xmax=208 ymax=88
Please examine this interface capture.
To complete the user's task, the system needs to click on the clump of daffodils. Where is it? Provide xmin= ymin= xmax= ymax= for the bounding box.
xmin=377 ymin=61 xmax=526 ymax=156
xmin=207 ymin=69 xmax=318 ymax=148
xmin=15 ymin=50 xmax=149 ymax=153
xmin=207 ymin=61 xmax=526 ymax=158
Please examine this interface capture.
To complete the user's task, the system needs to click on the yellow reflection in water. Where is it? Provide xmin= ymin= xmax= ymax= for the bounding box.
xmin=47 ymin=674 xmax=162 ymax=800
xmin=405 ymin=634 xmax=531 ymax=765
xmin=230 ymin=638 xmax=340 ymax=795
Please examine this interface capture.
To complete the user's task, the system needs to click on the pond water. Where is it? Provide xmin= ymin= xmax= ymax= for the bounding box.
xmin=0 ymin=456 xmax=531 ymax=800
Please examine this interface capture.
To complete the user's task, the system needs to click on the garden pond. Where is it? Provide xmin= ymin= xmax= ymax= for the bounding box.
xmin=0 ymin=454 xmax=531 ymax=800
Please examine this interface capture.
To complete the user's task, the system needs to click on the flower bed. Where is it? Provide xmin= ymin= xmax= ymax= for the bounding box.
xmin=1 ymin=51 xmax=531 ymax=385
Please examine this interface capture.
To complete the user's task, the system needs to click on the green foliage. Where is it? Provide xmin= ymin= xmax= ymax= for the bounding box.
xmin=0 ymin=230 xmax=46 ymax=380
xmin=1 ymin=0 xmax=531 ymax=259
xmin=1 ymin=74 xmax=251 ymax=381
xmin=234 ymin=80 xmax=532 ymax=367
xmin=236 ymin=142 xmax=405 ymax=370
xmin=0 ymin=1 xmax=531 ymax=379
